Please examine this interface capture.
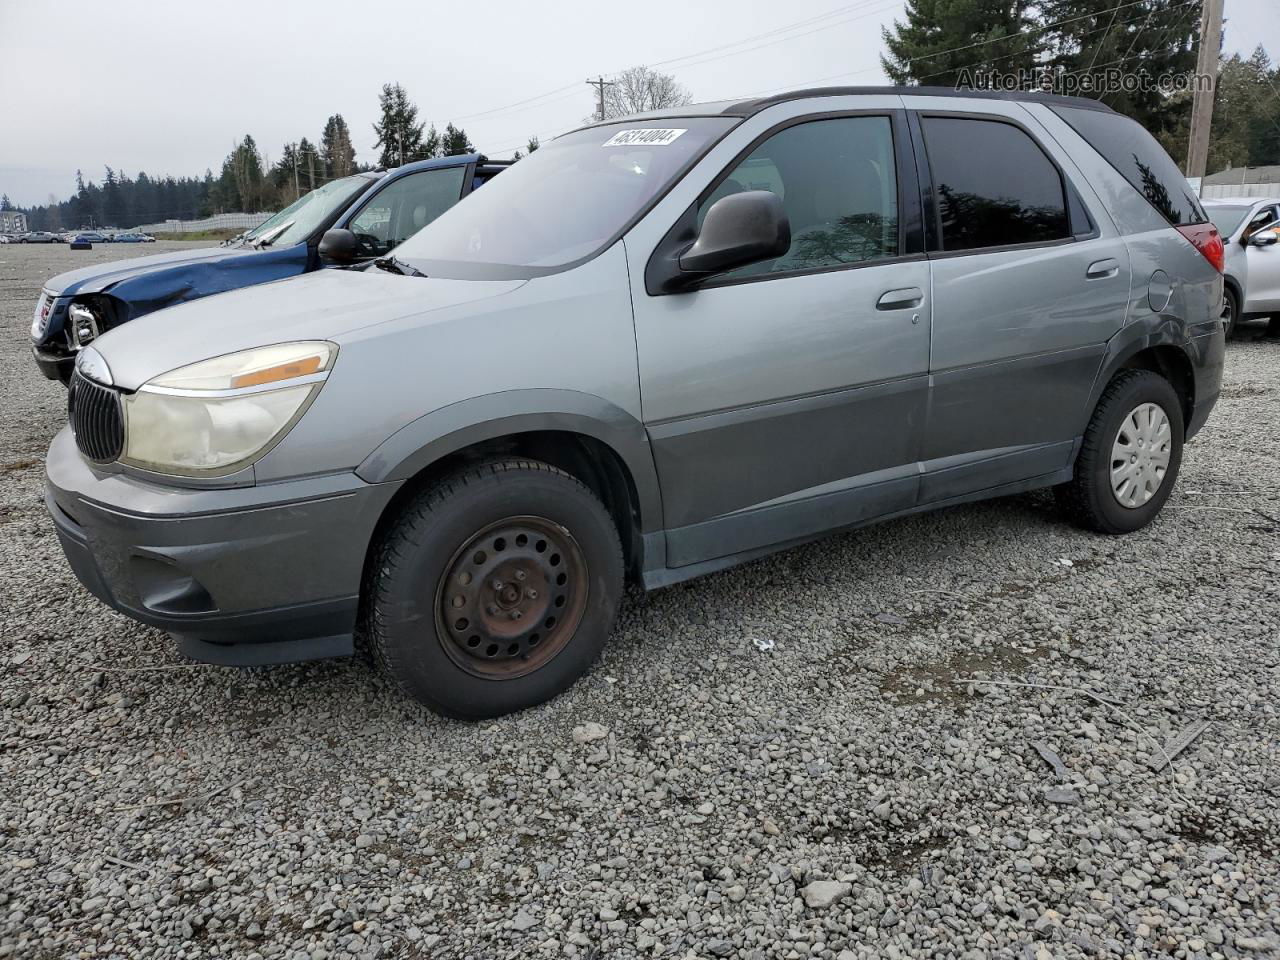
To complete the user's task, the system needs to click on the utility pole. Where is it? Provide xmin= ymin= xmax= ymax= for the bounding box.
xmin=1185 ymin=0 xmax=1224 ymax=180
xmin=586 ymin=76 xmax=615 ymax=122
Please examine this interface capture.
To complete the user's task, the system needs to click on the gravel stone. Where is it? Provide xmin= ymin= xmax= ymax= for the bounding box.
xmin=2 ymin=243 xmax=1279 ymax=957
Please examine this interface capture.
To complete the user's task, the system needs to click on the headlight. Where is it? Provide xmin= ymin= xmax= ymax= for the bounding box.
xmin=121 ymin=341 xmax=335 ymax=476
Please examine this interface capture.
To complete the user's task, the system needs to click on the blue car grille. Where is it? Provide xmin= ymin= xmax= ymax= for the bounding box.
xmin=68 ymin=371 xmax=124 ymax=463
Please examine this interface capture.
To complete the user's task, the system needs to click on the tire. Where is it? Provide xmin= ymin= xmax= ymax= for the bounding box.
xmin=1222 ymin=286 xmax=1239 ymax=338
xmin=365 ymin=459 xmax=624 ymax=719
xmin=1055 ymin=369 xmax=1184 ymax=534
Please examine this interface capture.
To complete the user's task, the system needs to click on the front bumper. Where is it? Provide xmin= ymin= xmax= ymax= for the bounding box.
xmin=45 ymin=428 xmax=402 ymax=665
xmin=32 ymin=344 xmax=74 ymax=383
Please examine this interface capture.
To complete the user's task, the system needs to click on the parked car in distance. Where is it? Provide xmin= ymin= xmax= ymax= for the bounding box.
xmin=47 ymin=87 xmax=1224 ymax=719
xmin=1203 ymin=197 xmax=1280 ymax=335
xmin=30 ymin=154 xmax=509 ymax=382
xmin=20 ymin=231 xmax=61 ymax=243
xmin=111 ymin=233 xmax=149 ymax=243
xmin=71 ymin=232 xmax=110 ymax=245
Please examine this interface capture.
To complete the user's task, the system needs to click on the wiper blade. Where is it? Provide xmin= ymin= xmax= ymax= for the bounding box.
xmin=373 ymin=256 xmax=426 ymax=278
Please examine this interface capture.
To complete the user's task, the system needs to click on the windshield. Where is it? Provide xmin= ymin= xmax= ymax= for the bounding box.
xmin=395 ymin=117 xmax=737 ymax=278
xmin=1204 ymin=204 xmax=1251 ymax=239
xmin=241 ymin=175 xmax=371 ymax=247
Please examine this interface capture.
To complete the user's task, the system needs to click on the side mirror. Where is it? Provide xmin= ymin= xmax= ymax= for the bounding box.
xmin=318 ymin=228 xmax=358 ymax=263
xmin=1249 ymin=229 xmax=1279 ymax=248
xmin=678 ymin=191 xmax=790 ymax=278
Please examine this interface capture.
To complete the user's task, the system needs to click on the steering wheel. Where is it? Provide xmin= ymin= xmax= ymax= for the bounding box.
xmin=352 ymin=231 xmax=385 ymax=257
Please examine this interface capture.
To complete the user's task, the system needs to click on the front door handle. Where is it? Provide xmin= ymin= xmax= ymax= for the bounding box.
xmin=877 ymin=287 xmax=924 ymax=310
xmin=1087 ymin=258 xmax=1119 ymax=279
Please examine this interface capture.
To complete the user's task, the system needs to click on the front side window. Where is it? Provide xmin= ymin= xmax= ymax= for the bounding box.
xmin=922 ymin=117 xmax=1070 ymax=252
xmin=348 ymin=167 xmax=467 ymax=258
xmin=394 ymin=118 xmax=737 ymax=278
xmin=697 ymin=116 xmax=899 ymax=278
xmin=1243 ymin=205 xmax=1280 ymax=242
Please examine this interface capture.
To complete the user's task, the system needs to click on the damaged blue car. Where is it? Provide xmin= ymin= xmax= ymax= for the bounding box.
xmin=30 ymin=154 xmax=509 ymax=382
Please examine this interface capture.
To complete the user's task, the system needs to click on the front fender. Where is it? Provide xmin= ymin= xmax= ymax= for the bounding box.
xmin=355 ymin=389 xmax=664 ymax=534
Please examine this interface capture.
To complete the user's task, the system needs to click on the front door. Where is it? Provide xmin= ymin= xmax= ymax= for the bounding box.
xmin=632 ymin=112 xmax=931 ymax=567
xmin=1242 ymin=203 xmax=1280 ymax=313
xmin=342 ymin=166 xmax=469 ymax=261
xmin=911 ymin=107 xmax=1132 ymax=502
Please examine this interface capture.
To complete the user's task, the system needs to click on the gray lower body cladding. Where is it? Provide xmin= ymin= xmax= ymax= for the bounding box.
xmin=45 ymin=428 xmax=401 ymax=665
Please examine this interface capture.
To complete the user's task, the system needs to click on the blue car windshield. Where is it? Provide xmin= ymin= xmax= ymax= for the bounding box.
xmin=242 ymin=175 xmax=370 ymax=248
xmin=394 ymin=117 xmax=738 ymax=278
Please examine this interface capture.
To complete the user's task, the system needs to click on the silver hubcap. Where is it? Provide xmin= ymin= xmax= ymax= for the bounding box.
xmin=1110 ymin=402 xmax=1172 ymax=508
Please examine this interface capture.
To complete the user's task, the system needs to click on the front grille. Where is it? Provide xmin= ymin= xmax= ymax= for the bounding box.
xmin=68 ymin=371 xmax=124 ymax=463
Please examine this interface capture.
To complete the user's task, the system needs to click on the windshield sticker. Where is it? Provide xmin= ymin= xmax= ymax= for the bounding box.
xmin=602 ymin=128 xmax=687 ymax=147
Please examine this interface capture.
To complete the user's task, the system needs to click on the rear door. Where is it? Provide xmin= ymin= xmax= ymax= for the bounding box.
xmin=631 ymin=108 xmax=932 ymax=567
xmin=907 ymin=100 xmax=1131 ymax=503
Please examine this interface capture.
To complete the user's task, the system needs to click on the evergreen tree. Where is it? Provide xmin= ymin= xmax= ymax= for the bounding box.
xmin=440 ymin=123 xmax=476 ymax=156
xmin=230 ymin=135 xmax=266 ymax=211
xmin=372 ymin=82 xmax=426 ymax=167
xmin=881 ymin=0 xmax=1039 ymax=86
xmin=422 ymin=125 xmax=441 ymax=160
xmin=0 ymin=194 xmax=10 ymax=210
xmin=527 ymin=136 xmax=540 ymax=153
xmin=321 ymin=114 xmax=357 ymax=178
xmin=1038 ymin=0 xmax=1197 ymax=148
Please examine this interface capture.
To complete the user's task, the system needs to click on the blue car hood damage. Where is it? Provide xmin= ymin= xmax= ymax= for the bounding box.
xmin=42 ymin=241 xmax=312 ymax=330
xmin=46 ymin=243 xmax=297 ymax=296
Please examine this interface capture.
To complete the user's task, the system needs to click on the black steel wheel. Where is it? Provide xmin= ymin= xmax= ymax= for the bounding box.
xmin=365 ymin=459 xmax=623 ymax=719
xmin=435 ymin=516 xmax=589 ymax=679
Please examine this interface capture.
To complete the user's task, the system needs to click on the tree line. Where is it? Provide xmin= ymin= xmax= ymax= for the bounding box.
xmin=14 ymin=82 xmax=507 ymax=231
xmin=882 ymin=0 xmax=1279 ymax=170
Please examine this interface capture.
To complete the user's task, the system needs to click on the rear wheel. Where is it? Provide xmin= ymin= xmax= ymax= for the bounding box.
xmin=365 ymin=459 xmax=623 ymax=719
xmin=1222 ymin=286 xmax=1239 ymax=338
xmin=1055 ymin=370 xmax=1184 ymax=534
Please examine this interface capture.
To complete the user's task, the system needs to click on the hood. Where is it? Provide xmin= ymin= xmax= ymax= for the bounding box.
xmin=94 ymin=266 xmax=525 ymax=390
xmin=44 ymin=243 xmax=265 ymax=296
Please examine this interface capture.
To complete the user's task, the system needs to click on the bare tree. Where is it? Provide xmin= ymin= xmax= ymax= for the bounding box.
xmin=599 ymin=66 xmax=692 ymax=120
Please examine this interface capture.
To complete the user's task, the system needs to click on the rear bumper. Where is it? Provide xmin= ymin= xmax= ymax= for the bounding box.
xmin=45 ymin=427 xmax=402 ymax=665
xmin=1187 ymin=326 xmax=1225 ymax=441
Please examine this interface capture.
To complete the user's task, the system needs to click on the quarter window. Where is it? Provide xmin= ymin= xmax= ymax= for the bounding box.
xmin=921 ymin=117 xmax=1070 ymax=252
xmin=348 ymin=167 xmax=467 ymax=258
xmin=697 ymin=116 xmax=899 ymax=277
xmin=1051 ymin=105 xmax=1206 ymax=227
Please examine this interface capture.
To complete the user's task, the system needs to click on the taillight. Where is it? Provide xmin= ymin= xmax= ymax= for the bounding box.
xmin=1175 ymin=222 xmax=1224 ymax=274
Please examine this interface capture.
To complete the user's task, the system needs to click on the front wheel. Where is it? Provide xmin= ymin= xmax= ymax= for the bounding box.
xmin=365 ymin=459 xmax=623 ymax=719
xmin=1055 ymin=370 xmax=1184 ymax=534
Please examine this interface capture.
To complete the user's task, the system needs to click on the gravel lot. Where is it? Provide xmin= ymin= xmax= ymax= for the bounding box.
xmin=2 ymin=241 xmax=1278 ymax=960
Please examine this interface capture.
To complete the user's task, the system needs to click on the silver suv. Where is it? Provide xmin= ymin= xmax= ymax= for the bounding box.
xmin=46 ymin=87 xmax=1225 ymax=718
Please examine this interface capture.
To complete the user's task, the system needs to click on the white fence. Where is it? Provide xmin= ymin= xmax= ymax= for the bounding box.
xmin=133 ymin=211 xmax=277 ymax=234
xmin=1201 ymin=182 xmax=1279 ymax=199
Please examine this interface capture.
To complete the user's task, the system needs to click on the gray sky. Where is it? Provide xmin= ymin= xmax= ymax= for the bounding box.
xmin=1 ymin=0 xmax=1277 ymax=207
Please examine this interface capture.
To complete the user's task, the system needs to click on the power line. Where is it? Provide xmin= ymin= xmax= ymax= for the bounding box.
xmin=424 ymin=0 xmax=901 ymax=133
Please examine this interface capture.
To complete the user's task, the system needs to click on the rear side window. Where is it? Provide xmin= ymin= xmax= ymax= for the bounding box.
xmin=921 ymin=116 xmax=1070 ymax=252
xmin=1051 ymin=105 xmax=1206 ymax=226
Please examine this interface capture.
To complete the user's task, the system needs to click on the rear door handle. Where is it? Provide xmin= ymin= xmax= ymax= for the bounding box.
xmin=876 ymin=287 xmax=923 ymax=310
xmin=1087 ymin=258 xmax=1119 ymax=279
